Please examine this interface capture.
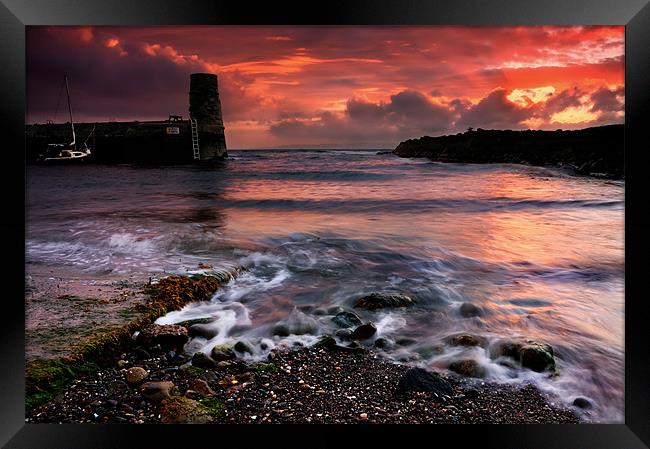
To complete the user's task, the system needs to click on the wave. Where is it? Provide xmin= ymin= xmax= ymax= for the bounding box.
xmin=206 ymin=197 xmax=623 ymax=213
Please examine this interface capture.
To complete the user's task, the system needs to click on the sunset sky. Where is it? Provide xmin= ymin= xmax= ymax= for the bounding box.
xmin=26 ymin=26 xmax=624 ymax=149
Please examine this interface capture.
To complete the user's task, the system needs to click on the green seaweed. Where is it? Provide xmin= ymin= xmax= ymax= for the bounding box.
xmin=254 ymin=362 xmax=279 ymax=374
xmin=180 ymin=365 xmax=206 ymax=376
xmin=199 ymin=397 xmax=225 ymax=417
xmin=25 ymin=359 xmax=98 ymax=410
xmin=26 ymin=274 xmax=229 ymax=412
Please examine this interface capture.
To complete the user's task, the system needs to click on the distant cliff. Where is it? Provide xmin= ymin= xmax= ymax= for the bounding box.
xmin=393 ymin=125 xmax=623 ymax=178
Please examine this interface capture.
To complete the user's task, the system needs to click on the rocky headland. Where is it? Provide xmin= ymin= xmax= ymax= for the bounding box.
xmin=393 ymin=124 xmax=623 ymax=179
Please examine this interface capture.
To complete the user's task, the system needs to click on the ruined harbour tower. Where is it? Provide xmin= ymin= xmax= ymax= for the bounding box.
xmin=189 ymin=73 xmax=228 ymax=160
xmin=26 ymin=73 xmax=227 ymax=164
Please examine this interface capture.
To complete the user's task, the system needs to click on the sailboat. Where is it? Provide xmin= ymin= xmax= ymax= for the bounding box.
xmin=39 ymin=75 xmax=92 ymax=164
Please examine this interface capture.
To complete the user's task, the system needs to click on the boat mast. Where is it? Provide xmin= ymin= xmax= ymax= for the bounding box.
xmin=64 ymin=75 xmax=76 ymax=149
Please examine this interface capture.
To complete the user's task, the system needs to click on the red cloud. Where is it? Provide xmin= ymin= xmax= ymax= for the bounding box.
xmin=27 ymin=25 xmax=624 ymax=148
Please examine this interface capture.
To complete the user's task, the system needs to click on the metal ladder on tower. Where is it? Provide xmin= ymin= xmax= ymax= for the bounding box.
xmin=190 ymin=118 xmax=200 ymax=160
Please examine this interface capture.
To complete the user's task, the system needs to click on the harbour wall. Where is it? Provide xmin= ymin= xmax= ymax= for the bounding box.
xmin=26 ymin=73 xmax=227 ymax=164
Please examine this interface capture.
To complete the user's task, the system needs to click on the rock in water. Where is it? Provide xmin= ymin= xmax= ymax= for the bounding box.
xmin=459 ymin=302 xmax=483 ymax=318
xmin=351 ymin=323 xmax=377 ymax=340
xmin=313 ymin=335 xmax=337 ymax=349
xmin=136 ymin=324 xmax=189 ymax=350
xmin=124 ymin=367 xmax=149 ymax=384
xmin=332 ymin=311 xmax=362 ymax=328
xmin=354 ymin=292 xmax=414 ymax=310
xmin=140 ymin=381 xmax=175 ymax=404
xmin=448 ymin=359 xmax=486 ymax=378
xmin=211 ymin=344 xmax=236 ymax=361
xmin=188 ymin=323 xmax=219 ymax=340
xmin=492 ymin=339 xmax=556 ymax=373
xmin=573 ymin=397 xmax=592 ymax=409
xmin=396 ymin=367 xmax=453 ymax=396
xmin=446 ymin=333 xmax=486 ymax=347
xmin=374 ymin=337 xmax=389 ymax=349
xmin=234 ymin=341 xmax=253 ymax=355
xmin=335 ymin=329 xmax=353 ymax=340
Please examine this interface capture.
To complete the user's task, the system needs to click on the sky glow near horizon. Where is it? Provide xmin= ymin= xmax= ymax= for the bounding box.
xmin=27 ymin=26 xmax=624 ymax=149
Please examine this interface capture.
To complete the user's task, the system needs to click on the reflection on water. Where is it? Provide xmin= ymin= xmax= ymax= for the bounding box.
xmin=26 ymin=150 xmax=624 ymax=422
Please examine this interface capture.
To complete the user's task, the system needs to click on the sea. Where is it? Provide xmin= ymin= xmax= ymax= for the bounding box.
xmin=26 ymin=150 xmax=624 ymax=422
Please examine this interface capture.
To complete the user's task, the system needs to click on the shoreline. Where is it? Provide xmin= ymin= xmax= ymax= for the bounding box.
xmin=25 ymin=273 xmax=582 ymax=424
xmin=26 ymin=338 xmax=580 ymax=424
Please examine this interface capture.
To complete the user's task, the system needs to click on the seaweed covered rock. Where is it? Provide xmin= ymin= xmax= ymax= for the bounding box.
xmin=159 ymin=396 xmax=214 ymax=423
xmin=492 ymin=339 xmax=556 ymax=373
xmin=211 ymin=344 xmax=236 ymax=361
xmin=396 ymin=367 xmax=453 ymax=396
xmin=124 ymin=366 xmax=149 ymax=384
xmin=142 ymin=275 xmax=222 ymax=317
xmin=136 ymin=324 xmax=188 ymax=350
xmin=354 ymin=292 xmax=415 ymax=310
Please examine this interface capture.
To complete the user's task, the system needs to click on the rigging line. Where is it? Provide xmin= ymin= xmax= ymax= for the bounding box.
xmin=53 ymin=77 xmax=65 ymax=123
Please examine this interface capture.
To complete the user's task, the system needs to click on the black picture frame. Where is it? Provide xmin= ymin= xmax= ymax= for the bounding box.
xmin=2 ymin=0 xmax=649 ymax=447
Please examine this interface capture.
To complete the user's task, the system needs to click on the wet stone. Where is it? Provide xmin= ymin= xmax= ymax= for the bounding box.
xmin=351 ymin=323 xmax=377 ymax=340
xmin=459 ymin=302 xmax=483 ymax=318
xmin=332 ymin=311 xmax=362 ymax=328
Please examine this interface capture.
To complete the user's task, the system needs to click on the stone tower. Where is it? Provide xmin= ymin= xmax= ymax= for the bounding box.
xmin=189 ymin=73 xmax=227 ymax=159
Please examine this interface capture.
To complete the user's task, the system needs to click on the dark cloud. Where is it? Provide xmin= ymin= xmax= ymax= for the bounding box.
xmin=456 ymin=88 xmax=533 ymax=129
xmin=543 ymin=86 xmax=585 ymax=114
xmin=590 ymin=86 xmax=624 ymax=113
xmin=270 ymin=90 xmax=456 ymax=147
xmin=26 ymin=27 xmax=265 ymax=123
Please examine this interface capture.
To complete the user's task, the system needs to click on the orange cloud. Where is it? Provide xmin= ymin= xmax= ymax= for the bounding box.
xmin=27 ymin=26 xmax=625 ymax=148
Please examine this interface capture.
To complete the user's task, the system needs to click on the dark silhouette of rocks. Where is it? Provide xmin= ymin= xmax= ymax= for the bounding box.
xmin=393 ymin=125 xmax=623 ymax=179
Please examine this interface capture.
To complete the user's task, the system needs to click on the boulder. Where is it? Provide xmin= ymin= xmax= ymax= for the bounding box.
xmin=210 ymin=344 xmax=236 ymax=362
xmin=313 ymin=335 xmax=337 ymax=349
xmin=354 ymin=292 xmax=414 ymax=310
xmin=159 ymin=397 xmax=213 ymax=423
xmin=124 ymin=366 xmax=149 ymax=384
xmin=332 ymin=311 xmax=362 ymax=328
xmin=445 ymin=334 xmax=486 ymax=347
xmin=350 ymin=323 xmax=377 ymax=340
xmin=459 ymin=302 xmax=483 ymax=318
xmin=573 ymin=397 xmax=592 ymax=409
xmin=136 ymin=324 xmax=188 ymax=350
xmin=448 ymin=359 xmax=485 ymax=378
xmin=395 ymin=367 xmax=453 ymax=396
xmin=271 ymin=324 xmax=290 ymax=337
xmin=374 ymin=338 xmax=390 ymax=349
xmin=140 ymin=381 xmax=175 ymax=404
xmin=492 ymin=339 xmax=556 ymax=372
xmin=191 ymin=352 xmax=218 ymax=369
xmin=335 ymin=328 xmax=353 ymax=340
xmin=396 ymin=337 xmax=417 ymax=347
xmin=188 ymin=324 xmax=219 ymax=340
xmin=234 ymin=341 xmax=253 ymax=355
